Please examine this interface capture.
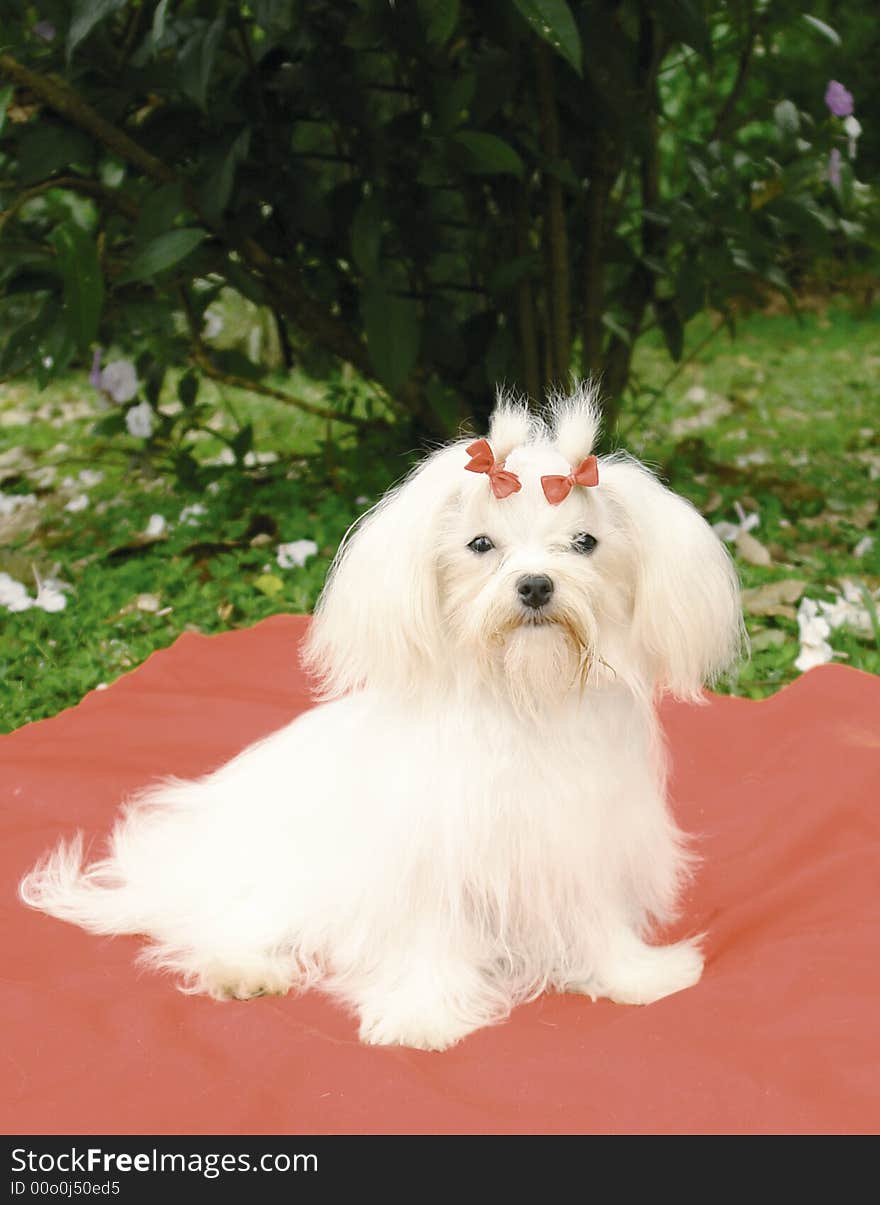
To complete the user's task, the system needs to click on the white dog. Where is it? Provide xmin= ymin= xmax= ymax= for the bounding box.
xmin=21 ymin=386 xmax=742 ymax=1050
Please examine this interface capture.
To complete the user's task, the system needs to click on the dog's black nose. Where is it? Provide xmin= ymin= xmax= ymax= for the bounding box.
xmin=517 ymin=574 xmax=554 ymax=609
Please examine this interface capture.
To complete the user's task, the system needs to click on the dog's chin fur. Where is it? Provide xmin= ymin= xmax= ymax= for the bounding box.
xmin=499 ymin=620 xmax=592 ymax=722
xmin=20 ymin=384 xmax=744 ymax=1051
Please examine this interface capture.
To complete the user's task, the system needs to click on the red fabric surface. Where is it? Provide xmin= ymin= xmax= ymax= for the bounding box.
xmin=2 ymin=614 xmax=879 ymax=1135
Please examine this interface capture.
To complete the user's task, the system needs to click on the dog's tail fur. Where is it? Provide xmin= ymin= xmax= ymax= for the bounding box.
xmin=20 ymin=833 xmax=146 ymax=935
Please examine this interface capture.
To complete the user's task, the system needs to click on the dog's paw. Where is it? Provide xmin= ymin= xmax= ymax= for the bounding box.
xmin=214 ymin=982 xmax=286 ymax=1002
xmin=570 ymin=937 xmax=704 ymax=1007
xmin=351 ymin=955 xmax=505 ymax=1049
xmin=357 ymin=988 xmax=485 ymax=1050
xmin=190 ymin=955 xmax=295 ymax=1002
xmin=358 ymin=1008 xmax=478 ymax=1052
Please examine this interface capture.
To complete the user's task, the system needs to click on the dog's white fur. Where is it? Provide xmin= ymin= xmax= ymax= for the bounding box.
xmin=21 ymin=385 xmax=743 ymax=1050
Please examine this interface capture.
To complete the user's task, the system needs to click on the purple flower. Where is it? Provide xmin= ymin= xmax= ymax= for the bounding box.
xmin=828 ymin=148 xmax=842 ymax=188
xmin=89 ymin=348 xmax=103 ymax=389
xmin=100 ymin=360 xmax=139 ymax=404
xmin=33 ymin=20 xmax=56 ymax=43
xmin=89 ymin=352 xmax=140 ymax=404
xmin=825 ymin=81 xmax=854 ymax=118
xmin=125 ymin=401 xmax=154 ymax=439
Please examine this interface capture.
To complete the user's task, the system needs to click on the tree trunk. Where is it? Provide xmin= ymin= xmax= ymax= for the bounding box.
xmin=535 ymin=42 xmax=570 ymax=390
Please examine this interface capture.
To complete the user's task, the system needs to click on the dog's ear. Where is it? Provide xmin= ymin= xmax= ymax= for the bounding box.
xmin=302 ymin=443 xmax=467 ymax=697
xmin=600 ymin=455 xmax=744 ymax=700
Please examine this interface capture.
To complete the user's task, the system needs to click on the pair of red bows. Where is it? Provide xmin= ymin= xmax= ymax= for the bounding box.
xmin=465 ymin=439 xmax=599 ymax=504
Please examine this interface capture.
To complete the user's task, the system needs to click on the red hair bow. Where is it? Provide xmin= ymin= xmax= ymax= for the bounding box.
xmin=464 ymin=439 xmax=522 ymax=499
xmin=541 ymin=455 xmax=599 ymax=505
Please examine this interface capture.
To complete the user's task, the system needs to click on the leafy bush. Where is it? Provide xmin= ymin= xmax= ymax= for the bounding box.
xmin=0 ymin=0 xmax=875 ymax=445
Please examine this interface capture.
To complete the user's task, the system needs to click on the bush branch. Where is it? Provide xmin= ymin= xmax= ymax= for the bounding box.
xmin=0 ymin=54 xmax=175 ymax=184
xmin=177 ymin=287 xmax=386 ymax=432
xmin=192 ymin=351 xmax=387 ymax=431
xmin=711 ymin=5 xmax=759 ymax=141
xmin=0 ymin=54 xmax=373 ymax=380
xmin=0 ymin=175 xmax=139 ymax=233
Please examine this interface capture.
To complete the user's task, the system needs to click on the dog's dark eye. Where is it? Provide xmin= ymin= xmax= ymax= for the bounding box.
xmin=468 ymin=535 xmax=495 ymax=554
xmin=572 ymin=532 xmax=598 ymax=555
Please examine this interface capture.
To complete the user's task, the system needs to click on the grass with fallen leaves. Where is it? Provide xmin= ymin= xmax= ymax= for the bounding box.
xmin=627 ymin=300 xmax=880 ymax=695
xmin=1 ymin=299 xmax=878 ymax=732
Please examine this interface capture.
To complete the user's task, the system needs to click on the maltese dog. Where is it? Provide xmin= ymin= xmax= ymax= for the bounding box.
xmin=21 ymin=386 xmax=742 ymax=1050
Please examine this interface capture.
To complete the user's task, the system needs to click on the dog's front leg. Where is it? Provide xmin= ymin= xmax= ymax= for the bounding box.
xmin=560 ymin=926 xmax=704 ymax=1007
xmin=346 ymin=939 xmax=507 ymax=1051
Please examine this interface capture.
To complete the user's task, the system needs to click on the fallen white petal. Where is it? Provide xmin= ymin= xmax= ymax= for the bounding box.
xmin=813 ymin=583 xmax=875 ymax=638
xmin=0 ymin=491 xmax=37 ymax=516
xmin=795 ymin=595 xmax=840 ymax=674
xmin=57 ymin=401 xmax=98 ymax=422
xmin=179 ymin=503 xmax=207 ymax=525
xmin=790 ymin=595 xmax=858 ymax=679
xmin=35 ymin=583 xmax=66 ymax=612
xmin=64 ymin=493 xmax=89 ymax=513
xmin=713 ymin=500 xmax=760 ymax=544
xmin=144 ymin=513 xmax=168 ymax=538
xmin=838 ymin=578 xmax=865 ymax=607
xmin=30 ymin=466 xmax=57 ymax=488
xmin=734 ymin=450 xmax=770 ymax=468
xmin=733 ymin=501 xmax=760 ymax=530
xmin=669 ymin=397 xmax=733 ymax=437
xmin=797 ymin=596 xmax=829 ymax=640
xmin=1 ymin=407 xmax=31 ymax=427
xmin=0 ymin=572 xmax=34 ymax=612
xmin=712 ymin=521 xmax=741 ymax=542
xmin=277 ymin=539 xmax=318 ymax=569
xmin=0 ymin=447 xmax=33 ymax=473
xmin=794 ymin=642 xmax=834 ymax=672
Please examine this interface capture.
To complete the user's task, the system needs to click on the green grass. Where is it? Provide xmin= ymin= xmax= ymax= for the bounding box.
xmin=626 ymin=301 xmax=880 ymax=695
xmin=1 ymin=301 xmax=878 ymax=732
xmin=0 ymin=371 xmax=388 ymax=732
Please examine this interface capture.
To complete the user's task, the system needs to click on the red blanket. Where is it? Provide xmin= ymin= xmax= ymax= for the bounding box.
xmin=3 ymin=615 xmax=878 ymax=1134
